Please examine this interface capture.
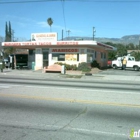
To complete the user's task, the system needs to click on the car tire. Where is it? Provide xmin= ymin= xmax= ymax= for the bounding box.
xmin=113 ymin=65 xmax=117 ymax=69
xmin=134 ymin=66 xmax=139 ymax=71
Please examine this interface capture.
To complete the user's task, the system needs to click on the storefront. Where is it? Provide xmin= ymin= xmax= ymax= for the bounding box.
xmin=2 ymin=33 xmax=116 ymax=70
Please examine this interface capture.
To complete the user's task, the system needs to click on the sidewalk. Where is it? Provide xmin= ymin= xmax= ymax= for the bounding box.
xmin=0 ymin=68 xmax=140 ymax=82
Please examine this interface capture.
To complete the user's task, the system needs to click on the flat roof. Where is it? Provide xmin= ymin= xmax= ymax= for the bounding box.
xmin=2 ymin=40 xmax=116 ymax=50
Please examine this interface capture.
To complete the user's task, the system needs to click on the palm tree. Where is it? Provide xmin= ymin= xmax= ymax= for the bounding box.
xmin=47 ymin=17 xmax=53 ymax=32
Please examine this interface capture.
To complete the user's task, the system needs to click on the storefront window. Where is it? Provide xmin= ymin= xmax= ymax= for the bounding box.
xmin=101 ymin=52 xmax=103 ymax=59
xmin=87 ymin=54 xmax=93 ymax=62
xmin=104 ymin=53 xmax=106 ymax=59
xmin=52 ymin=53 xmax=79 ymax=61
xmin=95 ymin=51 xmax=97 ymax=58
xmin=43 ymin=52 xmax=48 ymax=60
xmin=52 ymin=54 xmax=65 ymax=61
xmin=65 ymin=54 xmax=78 ymax=61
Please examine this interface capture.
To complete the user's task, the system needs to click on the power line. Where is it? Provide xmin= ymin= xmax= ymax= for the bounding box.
xmin=0 ymin=0 xmax=140 ymax=4
xmin=61 ymin=0 xmax=67 ymax=33
xmin=0 ymin=0 xmax=59 ymax=4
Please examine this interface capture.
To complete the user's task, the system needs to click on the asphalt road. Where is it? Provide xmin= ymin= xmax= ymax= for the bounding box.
xmin=100 ymin=68 xmax=140 ymax=76
xmin=0 ymin=76 xmax=140 ymax=140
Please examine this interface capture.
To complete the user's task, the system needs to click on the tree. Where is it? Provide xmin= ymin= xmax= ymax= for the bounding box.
xmin=5 ymin=21 xmax=12 ymax=42
xmin=5 ymin=22 xmax=8 ymax=42
xmin=116 ymin=44 xmax=127 ymax=57
xmin=132 ymin=52 xmax=140 ymax=61
xmin=108 ymin=51 xmax=117 ymax=60
xmin=9 ymin=21 xmax=12 ymax=41
xmin=47 ymin=17 xmax=53 ymax=32
xmin=4 ymin=47 xmax=16 ymax=57
xmin=4 ymin=21 xmax=15 ymax=56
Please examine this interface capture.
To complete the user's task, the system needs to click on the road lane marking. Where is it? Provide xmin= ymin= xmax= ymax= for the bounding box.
xmin=25 ymin=85 xmax=140 ymax=95
xmin=0 ymin=120 xmax=127 ymax=137
xmin=0 ymin=93 xmax=140 ymax=108
xmin=0 ymin=84 xmax=20 ymax=88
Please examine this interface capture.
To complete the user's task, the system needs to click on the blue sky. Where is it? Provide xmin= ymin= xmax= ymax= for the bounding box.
xmin=0 ymin=0 xmax=140 ymax=41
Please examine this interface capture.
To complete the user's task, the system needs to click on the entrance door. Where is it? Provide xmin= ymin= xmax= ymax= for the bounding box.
xmin=42 ymin=48 xmax=49 ymax=67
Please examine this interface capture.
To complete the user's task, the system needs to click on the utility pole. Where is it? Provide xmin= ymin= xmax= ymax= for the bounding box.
xmin=66 ymin=30 xmax=71 ymax=40
xmin=138 ymin=37 xmax=140 ymax=50
xmin=93 ymin=27 xmax=96 ymax=40
xmin=62 ymin=29 xmax=63 ymax=41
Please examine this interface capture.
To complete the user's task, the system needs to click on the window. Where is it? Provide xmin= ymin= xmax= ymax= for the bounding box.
xmin=104 ymin=53 xmax=106 ymax=59
xmin=65 ymin=54 xmax=77 ymax=61
xmin=52 ymin=54 xmax=65 ymax=61
xmin=43 ymin=52 xmax=48 ymax=60
xmin=52 ymin=54 xmax=79 ymax=61
xmin=95 ymin=51 xmax=97 ymax=58
xmin=87 ymin=54 xmax=93 ymax=62
xmin=101 ymin=52 xmax=103 ymax=59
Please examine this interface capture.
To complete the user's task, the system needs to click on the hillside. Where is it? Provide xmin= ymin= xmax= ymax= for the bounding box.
xmin=1 ymin=34 xmax=140 ymax=45
xmin=62 ymin=34 xmax=140 ymax=45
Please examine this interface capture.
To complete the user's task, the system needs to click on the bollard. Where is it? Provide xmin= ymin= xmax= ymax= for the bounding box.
xmin=61 ymin=65 xmax=65 ymax=74
xmin=0 ymin=62 xmax=3 ymax=72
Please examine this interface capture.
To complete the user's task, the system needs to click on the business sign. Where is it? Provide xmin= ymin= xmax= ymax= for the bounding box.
xmin=51 ymin=48 xmax=79 ymax=53
xmin=57 ymin=41 xmax=78 ymax=45
xmin=31 ymin=33 xmax=57 ymax=42
xmin=2 ymin=42 xmax=51 ymax=46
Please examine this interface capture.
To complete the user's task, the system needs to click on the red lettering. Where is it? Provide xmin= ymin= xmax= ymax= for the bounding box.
xmin=52 ymin=49 xmax=79 ymax=53
xmin=52 ymin=49 xmax=57 ymax=52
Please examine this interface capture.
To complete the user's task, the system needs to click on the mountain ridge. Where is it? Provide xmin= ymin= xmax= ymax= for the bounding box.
xmin=1 ymin=34 xmax=140 ymax=45
xmin=62 ymin=34 xmax=140 ymax=45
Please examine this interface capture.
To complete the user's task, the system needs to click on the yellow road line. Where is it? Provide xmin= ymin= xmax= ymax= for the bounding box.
xmin=0 ymin=93 xmax=140 ymax=108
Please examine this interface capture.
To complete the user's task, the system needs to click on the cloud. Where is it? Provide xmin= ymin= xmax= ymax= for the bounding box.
xmin=0 ymin=14 xmax=37 ymax=27
xmin=37 ymin=21 xmax=65 ymax=30
xmin=37 ymin=21 xmax=49 ymax=28
xmin=37 ymin=21 xmax=83 ymax=35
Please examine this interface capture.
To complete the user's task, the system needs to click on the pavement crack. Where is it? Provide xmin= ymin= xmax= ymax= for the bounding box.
xmin=58 ymin=107 xmax=87 ymax=131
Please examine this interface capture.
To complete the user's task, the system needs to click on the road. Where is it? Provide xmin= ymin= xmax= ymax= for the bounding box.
xmin=100 ymin=68 xmax=140 ymax=76
xmin=0 ymin=75 xmax=140 ymax=140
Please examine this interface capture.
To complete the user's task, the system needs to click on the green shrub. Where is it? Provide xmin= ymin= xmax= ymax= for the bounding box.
xmin=55 ymin=62 xmax=77 ymax=70
xmin=91 ymin=60 xmax=100 ymax=68
xmin=55 ymin=62 xmax=63 ymax=66
xmin=77 ymin=62 xmax=91 ymax=72
xmin=71 ymin=64 xmax=77 ymax=70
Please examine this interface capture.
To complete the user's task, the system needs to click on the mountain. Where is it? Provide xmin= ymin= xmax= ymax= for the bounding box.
xmin=0 ymin=36 xmax=4 ymax=42
xmin=62 ymin=34 xmax=140 ymax=45
xmin=1 ymin=34 xmax=140 ymax=45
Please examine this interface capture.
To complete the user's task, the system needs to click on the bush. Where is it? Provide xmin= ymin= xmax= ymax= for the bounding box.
xmin=55 ymin=62 xmax=77 ymax=70
xmin=71 ymin=64 xmax=77 ymax=70
xmin=77 ymin=62 xmax=91 ymax=72
xmin=55 ymin=62 xmax=63 ymax=66
xmin=91 ymin=60 xmax=100 ymax=68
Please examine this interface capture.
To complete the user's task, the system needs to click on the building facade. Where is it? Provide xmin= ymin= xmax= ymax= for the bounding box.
xmin=2 ymin=33 xmax=116 ymax=70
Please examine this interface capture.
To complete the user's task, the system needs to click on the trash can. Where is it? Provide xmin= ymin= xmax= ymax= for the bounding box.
xmin=32 ymin=62 xmax=35 ymax=70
